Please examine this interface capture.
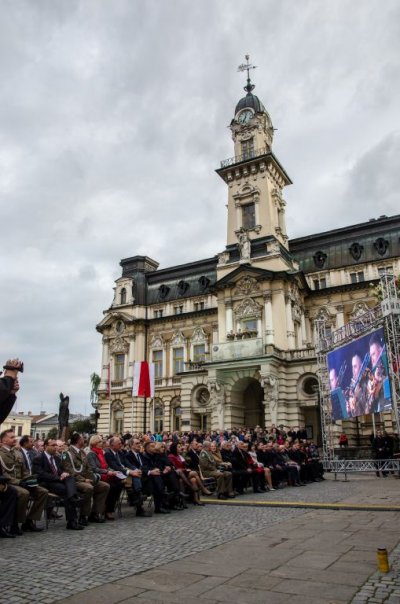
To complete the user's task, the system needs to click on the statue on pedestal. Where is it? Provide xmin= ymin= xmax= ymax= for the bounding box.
xmin=238 ymin=230 xmax=251 ymax=261
xmin=58 ymin=392 xmax=70 ymax=440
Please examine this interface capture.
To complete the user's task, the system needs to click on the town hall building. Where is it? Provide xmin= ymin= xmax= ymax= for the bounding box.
xmin=95 ymin=67 xmax=400 ymax=442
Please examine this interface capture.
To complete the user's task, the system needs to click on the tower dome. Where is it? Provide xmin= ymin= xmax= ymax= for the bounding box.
xmin=235 ymin=92 xmax=266 ymax=115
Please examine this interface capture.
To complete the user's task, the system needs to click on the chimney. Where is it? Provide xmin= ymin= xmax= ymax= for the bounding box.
xmin=28 ymin=411 xmax=32 ymax=416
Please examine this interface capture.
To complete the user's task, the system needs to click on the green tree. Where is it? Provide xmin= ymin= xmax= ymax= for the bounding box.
xmin=69 ymin=418 xmax=95 ymax=435
xmin=47 ymin=427 xmax=58 ymax=439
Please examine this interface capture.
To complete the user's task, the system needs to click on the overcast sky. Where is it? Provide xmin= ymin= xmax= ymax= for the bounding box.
xmin=1 ymin=0 xmax=399 ymax=416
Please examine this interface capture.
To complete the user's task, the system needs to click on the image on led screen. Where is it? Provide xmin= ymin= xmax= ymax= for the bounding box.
xmin=327 ymin=327 xmax=392 ymax=420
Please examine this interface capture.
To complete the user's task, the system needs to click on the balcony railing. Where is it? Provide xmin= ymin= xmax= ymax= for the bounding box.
xmin=220 ymin=146 xmax=269 ymax=169
xmin=111 ymin=380 xmax=124 ymax=388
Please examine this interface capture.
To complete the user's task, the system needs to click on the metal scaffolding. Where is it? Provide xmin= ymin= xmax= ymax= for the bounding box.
xmin=316 ymin=273 xmax=400 ymax=468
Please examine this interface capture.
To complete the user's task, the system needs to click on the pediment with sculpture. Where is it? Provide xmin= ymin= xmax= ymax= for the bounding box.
xmin=234 ymin=297 xmax=263 ymax=320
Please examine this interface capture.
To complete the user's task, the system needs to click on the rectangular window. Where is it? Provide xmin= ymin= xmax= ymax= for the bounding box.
xmin=173 ymin=347 xmax=184 ymax=375
xmin=242 ymin=318 xmax=258 ymax=332
xmin=153 ymin=350 xmax=163 ymax=378
xmin=114 ymin=354 xmax=125 ymax=381
xmin=174 ymin=305 xmax=183 ymax=315
xmin=313 ymin=277 xmax=327 ymax=290
xmin=193 ymin=344 xmax=206 ymax=363
xmin=194 ymin=301 xmax=205 ymax=311
xmin=17 ymin=425 xmax=22 ymax=436
xmin=154 ymin=309 xmax=163 ymax=318
xmin=350 ymin=271 xmax=364 ymax=283
xmin=242 ymin=203 xmax=256 ymax=229
xmin=241 ymin=138 xmax=254 ymax=159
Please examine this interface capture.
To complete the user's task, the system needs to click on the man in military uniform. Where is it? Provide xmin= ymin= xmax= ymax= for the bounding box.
xmin=61 ymin=432 xmax=109 ymax=524
xmin=199 ymin=441 xmax=234 ymax=500
xmin=0 ymin=429 xmax=48 ymax=533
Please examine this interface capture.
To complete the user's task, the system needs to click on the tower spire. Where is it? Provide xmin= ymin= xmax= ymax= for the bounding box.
xmin=237 ymin=54 xmax=257 ymax=94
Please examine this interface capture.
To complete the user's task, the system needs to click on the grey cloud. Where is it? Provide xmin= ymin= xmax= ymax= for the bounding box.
xmin=1 ymin=0 xmax=399 ymax=413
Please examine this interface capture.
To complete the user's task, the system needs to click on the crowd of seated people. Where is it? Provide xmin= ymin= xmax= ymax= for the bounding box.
xmin=0 ymin=424 xmax=325 ymax=538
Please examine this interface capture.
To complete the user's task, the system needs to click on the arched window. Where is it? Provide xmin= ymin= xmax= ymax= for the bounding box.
xmin=120 ymin=288 xmax=127 ymax=305
xmin=154 ymin=405 xmax=164 ymax=433
xmin=112 ymin=401 xmax=124 ymax=434
xmin=173 ymin=406 xmax=182 ymax=431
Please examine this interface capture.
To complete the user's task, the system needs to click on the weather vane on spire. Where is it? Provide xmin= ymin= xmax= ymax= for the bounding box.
xmin=237 ymin=54 xmax=257 ymax=93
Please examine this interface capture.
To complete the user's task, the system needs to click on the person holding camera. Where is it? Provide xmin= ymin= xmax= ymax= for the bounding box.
xmin=0 ymin=359 xmax=23 ymax=424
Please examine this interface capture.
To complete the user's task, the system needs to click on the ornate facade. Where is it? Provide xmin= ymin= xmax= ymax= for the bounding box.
xmin=96 ymin=74 xmax=400 ymax=443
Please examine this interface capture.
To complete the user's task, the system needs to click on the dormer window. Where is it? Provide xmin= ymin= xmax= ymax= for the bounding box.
xmin=198 ymin=276 xmax=210 ymax=291
xmin=120 ymin=288 xmax=127 ymax=305
xmin=177 ymin=280 xmax=189 ymax=295
xmin=159 ymin=284 xmax=170 ymax=299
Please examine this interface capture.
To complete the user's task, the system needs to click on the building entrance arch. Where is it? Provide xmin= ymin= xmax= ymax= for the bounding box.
xmin=230 ymin=377 xmax=264 ymax=428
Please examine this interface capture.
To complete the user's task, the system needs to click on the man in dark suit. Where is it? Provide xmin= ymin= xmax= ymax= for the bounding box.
xmin=185 ymin=440 xmax=202 ymax=471
xmin=19 ymin=435 xmax=36 ymax=473
xmin=141 ymin=441 xmax=170 ymax=514
xmin=105 ymin=437 xmax=147 ymax=515
xmin=33 ymin=438 xmax=83 ymax=530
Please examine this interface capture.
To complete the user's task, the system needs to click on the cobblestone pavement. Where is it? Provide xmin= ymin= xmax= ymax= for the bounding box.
xmin=0 ymin=475 xmax=398 ymax=604
xmin=351 ymin=542 xmax=400 ymax=604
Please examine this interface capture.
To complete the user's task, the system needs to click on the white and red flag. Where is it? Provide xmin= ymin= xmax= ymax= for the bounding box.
xmin=132 ymin=361 xmax=155 ymax=398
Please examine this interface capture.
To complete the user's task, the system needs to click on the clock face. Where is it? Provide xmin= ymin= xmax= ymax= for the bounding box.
xmin=238 ymin=109 xmax=253 ymax=124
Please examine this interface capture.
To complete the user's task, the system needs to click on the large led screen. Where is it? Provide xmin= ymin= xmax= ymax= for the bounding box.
xmin=327 ymin=326 xmax=392 ymax=420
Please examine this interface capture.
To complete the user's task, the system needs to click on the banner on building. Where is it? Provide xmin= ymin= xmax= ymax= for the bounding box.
xmin=132 ymin=361 xmax=155 ymax=398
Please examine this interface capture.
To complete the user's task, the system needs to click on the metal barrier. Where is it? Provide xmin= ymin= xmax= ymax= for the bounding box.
xmin=324 ymin=458 xmax=400 ymax=481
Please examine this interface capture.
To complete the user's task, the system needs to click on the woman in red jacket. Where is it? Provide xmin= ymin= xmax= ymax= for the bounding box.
xmin=168 ymin=442 xmax=211 ymax=505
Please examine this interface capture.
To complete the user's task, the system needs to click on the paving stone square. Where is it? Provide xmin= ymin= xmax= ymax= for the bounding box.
xmin=1 ymin=475 xmax=399 ymax=604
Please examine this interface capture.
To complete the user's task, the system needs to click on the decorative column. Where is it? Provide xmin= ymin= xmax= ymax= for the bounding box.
xmin=285 ymin=295 xmax=296 ymax=349
xmin=263 ymin=292 xmax=274 ymax=345
xmin=300 ymin=310 xmax=307 ymax=346
xmin=235 ymin=201 xmax=241 ymax=231
xmin=304 ymin=310 xmax=312 ymax=343
xmin=100 ymin=337 xmax=110 ymax=389
xmin=128 ymin=334 xmax=136 ymax=387
xmin=336 ymin=305 xmax=345 ymax=328
xmin=226 ymin=301 xmax=233 ymax=335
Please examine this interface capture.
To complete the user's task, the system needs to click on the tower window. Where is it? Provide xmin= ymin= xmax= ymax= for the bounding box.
xmin=241 ymin=138 xmax=254 ymax=159
xmin=242 ymin=203 xmax=256 ymax=230
xmin=120 ymin=288 xmax=127 ymax=304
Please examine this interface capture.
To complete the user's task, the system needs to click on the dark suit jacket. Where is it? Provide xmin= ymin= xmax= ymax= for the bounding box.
xmin=33 ymin=452 xmax=63 ymax=483
xmin=104 ymin=449 xmax=127 ymax=475
xmin=124 ymin=450 xmax=144 ymax=470
xmin=185 ymin=448 xmax=200 ymax=471
xmin=231 ymin=447 xmax=248 ymax=471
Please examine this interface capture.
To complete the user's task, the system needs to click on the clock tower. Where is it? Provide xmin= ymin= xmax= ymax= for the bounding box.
xmin=216 ymin=56 xmax=292 ymax=261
